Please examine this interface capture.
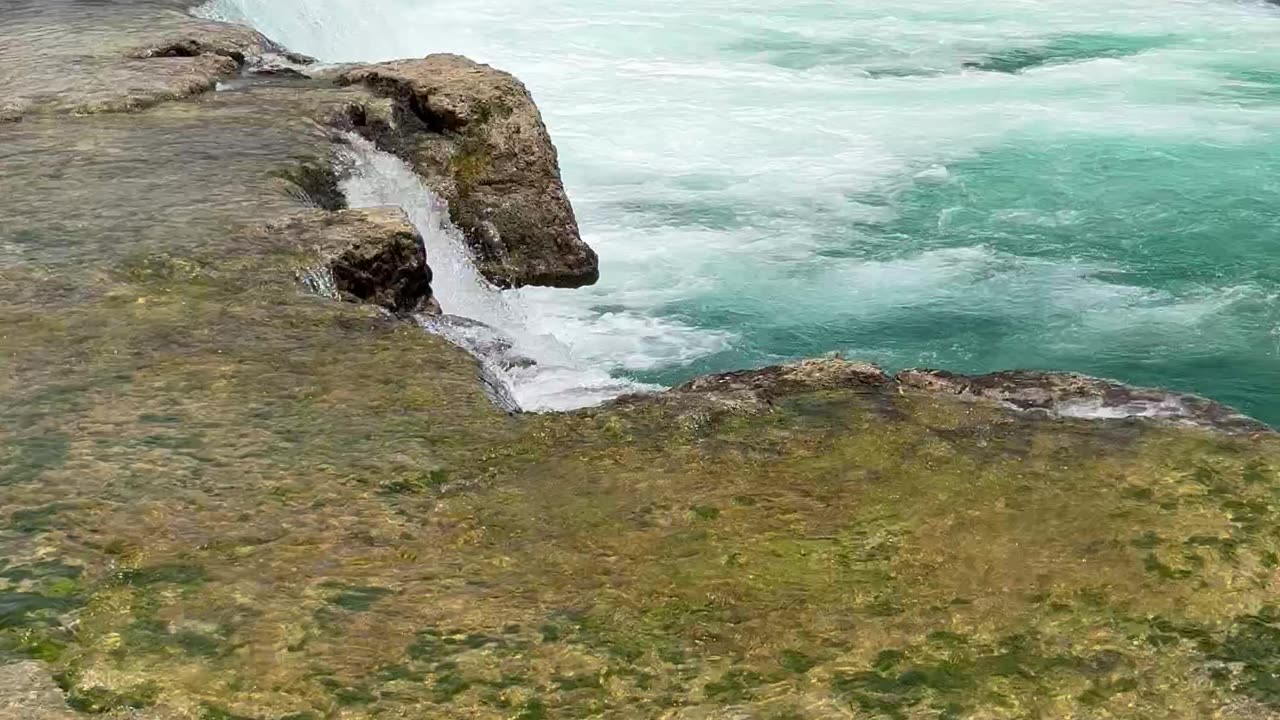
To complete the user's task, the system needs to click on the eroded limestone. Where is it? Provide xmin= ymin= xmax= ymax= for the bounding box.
xmin=0 ymin=4 xmax=282 ymax=117
xmin=335 ymin=54 xmax=599 ymax=289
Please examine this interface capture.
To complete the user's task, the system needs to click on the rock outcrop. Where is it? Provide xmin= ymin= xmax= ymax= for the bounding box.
xmin=335 ymin=54 xmax=599 ymax=289
xmin=615 ymin=357 xmax=895 ymax=424
xmin=640 ymin=359 xmax=1271 ymax=434
xmin=3 ymin=6 xmax=593 ymax=290
xmin=125 ymin=21 xmax=281 ymax=66
xmin=899 ymin=368 xmax=1271 ymax=433
xmin=272 ymin=208 xmax=436 ymax=315
xmin=672 ymin=357 xmax=891 ymax=409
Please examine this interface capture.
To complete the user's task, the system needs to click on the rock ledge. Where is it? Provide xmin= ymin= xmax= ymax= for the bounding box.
xmin=335 ymin=54 xmax=598 ymax=289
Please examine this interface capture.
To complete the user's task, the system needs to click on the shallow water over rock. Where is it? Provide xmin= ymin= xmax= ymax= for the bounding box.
xmin=4 ymin=3 xmax=1280 ymax=719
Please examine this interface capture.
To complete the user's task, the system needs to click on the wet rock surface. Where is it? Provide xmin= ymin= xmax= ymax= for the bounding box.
xmin=0 ymin=1 xmax=282 ymax=117
xmin=642 ymin=357 xmax=893 ymax=416
xmin=678 ymin=357 xmax=892 ymax=398
xmin=898 ymin=368 xmax=1272 ymax=434
xmin=336 ymin=54 xmax=599 ymax=289
xmin=2 ymin=4 xmax=593 ymax=290
xmin=271 ymin=208 xmax=436 ymax=314
xmin=650 ymin=359 xmax=1271 ymax=434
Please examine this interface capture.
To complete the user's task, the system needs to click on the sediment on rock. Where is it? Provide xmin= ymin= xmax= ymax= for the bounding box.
xmin=334 ymin=54 xmax=599 ymax=289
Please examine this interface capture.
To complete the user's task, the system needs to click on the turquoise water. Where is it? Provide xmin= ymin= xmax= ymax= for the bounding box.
xmin=205 ymin=0 xmax=1280 ymax=420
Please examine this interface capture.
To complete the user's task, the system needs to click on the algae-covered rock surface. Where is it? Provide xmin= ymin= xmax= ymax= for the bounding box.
xmin=3 ymin=3 xmax=1280 ymax=719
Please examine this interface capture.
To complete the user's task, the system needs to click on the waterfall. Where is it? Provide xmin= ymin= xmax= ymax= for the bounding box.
xmin=337 ymin=135 xmax=655 ymax=412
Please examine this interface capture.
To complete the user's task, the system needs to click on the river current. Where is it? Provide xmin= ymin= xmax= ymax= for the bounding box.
xmin=204 ymin=0 xmax=1280 ymax=419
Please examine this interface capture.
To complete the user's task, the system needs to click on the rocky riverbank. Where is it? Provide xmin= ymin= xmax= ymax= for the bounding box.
xmin=3 ymin=3 xmax=1280 ymax=719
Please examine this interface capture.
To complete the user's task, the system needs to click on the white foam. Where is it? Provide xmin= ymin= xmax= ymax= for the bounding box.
xmin=1054 ymin=396 xmax=1191 ymax=421
xmin=336 ymin=135 xmax=716 ymax=411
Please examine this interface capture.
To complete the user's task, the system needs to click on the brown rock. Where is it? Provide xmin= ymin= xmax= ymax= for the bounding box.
xmin=678 ymin=357 xmax=891 ymax=400
xmin=606 ymin=357 xmax=891 ymax=428
xmin=263 ymin=208 xmax=436 ymax=315
xmin=336 ymin=54 xmax=598 ymax=289
xmin=125 ymin=21 xmax=279 ymax=65
xmin=896 ymin=368 xmax=1270 ymax=433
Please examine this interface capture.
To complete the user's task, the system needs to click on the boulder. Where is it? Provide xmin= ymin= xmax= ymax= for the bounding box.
xmin=265 ymin=208 xmax=436 ymax=315
xmin=336 ymin=54 xmax=598 ymax=289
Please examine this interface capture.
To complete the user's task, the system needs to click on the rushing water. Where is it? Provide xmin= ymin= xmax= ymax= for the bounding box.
xmin=203 ymin=0 xmax=1280 ymax=420
xmin=338 ymin=135 xmax=653 ymax=411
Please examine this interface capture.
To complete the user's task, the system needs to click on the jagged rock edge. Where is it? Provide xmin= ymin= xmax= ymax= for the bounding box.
xmin=622 ymin=357 xmax=1271 ymax=434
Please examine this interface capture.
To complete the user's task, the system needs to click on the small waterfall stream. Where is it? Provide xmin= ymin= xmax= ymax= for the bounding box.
xmin=337 ymin=135 xmax=654 ymax=412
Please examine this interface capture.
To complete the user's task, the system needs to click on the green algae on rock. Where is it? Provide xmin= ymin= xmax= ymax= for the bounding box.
xmin=2 ymin=2 xmax=1280 ymax=719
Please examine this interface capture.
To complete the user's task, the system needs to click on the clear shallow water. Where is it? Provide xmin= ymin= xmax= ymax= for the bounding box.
xmin=204 ymin=0 xmax=1280 ymax=421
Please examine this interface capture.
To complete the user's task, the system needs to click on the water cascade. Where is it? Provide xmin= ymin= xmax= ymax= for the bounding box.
xmin=204 ymin=0 xmax=1280 ymax=421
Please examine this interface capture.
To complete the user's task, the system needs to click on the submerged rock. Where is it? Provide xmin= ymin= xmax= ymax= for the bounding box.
xmin=0 ymin=8 xmax=283 ymax=117
xmin=898 ymin=368 xmax=1271 ymax=433
xmin=417 ymin=314 xmax=535 ymax=412
xmin=269 ymin=208 xmax=435 ymax=315
xmin=335 ymin=54 xmax=598 ymax=289
xmin=418 ymin=314 xmax=536 ymax=371
xmin=676 ymin=357 xmax=891 ymax=404
xmin=0 ymin=662 xmax=75 ymax=720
